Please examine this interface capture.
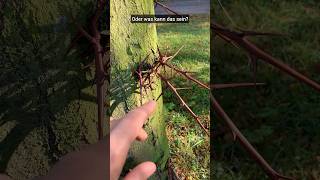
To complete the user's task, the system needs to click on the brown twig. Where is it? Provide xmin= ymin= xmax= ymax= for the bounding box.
xmin=164 ymin=63 xmax=210 ymax=90
xmin=210 ymin=94 xmax=294 ymax=180
xmin=212 ymin=82 xmax=265 ymax=89
xmin=68 ymin=0 xmax=107 ymax=140
xmin=238 ymin=29 xmax=287 ymax=37
xmin=158 ymin=73 xmax=209 ymax=135
xmin=135 ymin=58 xmax=149 ymax=106
xmin=154 ymin=2 xmax=304 ymax=178
xmin=212 ymin=22 xmax=320 ymax=92
xmin=142 ymin=47 xmax=210 ymax=135
xmin=154 ymin=1 xmax=179 ymax=15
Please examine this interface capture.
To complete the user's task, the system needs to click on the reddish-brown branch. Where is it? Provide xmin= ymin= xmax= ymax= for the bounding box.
xmin=210 ymin=94 xmax=293 ymax=180
xmin=153 ymin=3 xmax=306 ymax=179
xmin=238 ymin=30 xmax=286 ymax=37
xmin=212 ymin=82 xmax=265 ymax=89
xmin=158 ymin=73 xmax=209 ymax=135
xmin=154 ymin=1 xmax=179 ymax=15
xmin=91 ymin=1 xmax=106 ymax=140
xmin=164 ymin=63 xmax=210 ymax=90
xmin=212 ymin=22 xmax=320 ymax=92
xmin=69 ymin=12 xmax=95 ymax=42
xmin=157 ymin=1 xmax=320 ymax=92
xmin=166 ymin=46 xmax=184 ymax=64
xmin=69 ymin=0 xmax=107 ymax=140
xmin=136 ymin=63 xmax=144 ymax=105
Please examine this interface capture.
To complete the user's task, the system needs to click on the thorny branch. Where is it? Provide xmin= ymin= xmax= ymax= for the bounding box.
xmin=210 ymin=94 xmax=294 ymax=180
xmin=155 ymin=0 xmax=320 ymax=179
xmin=134 ymin=55 xmax=151 ymax=106
xmin=135 ymin=46 xmax=210 ymax=135
xmin=158 ymin=73 xmax=209 ymax=135
xmin=164 ymin=63 xmax=210 ymax=90
xmin=212 ymin=22 xmax=320 ymax=92
xmin=212 ymin=82 xmax=265 ymax=89
xmin=67 ymin=0 xmax=107 ymax=140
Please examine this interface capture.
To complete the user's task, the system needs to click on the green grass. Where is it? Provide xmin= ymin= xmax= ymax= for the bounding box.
xmin=157 ymin=15 xmax=210 ymax=179
xmin=212 ymin=0 xmax=320 ymax=179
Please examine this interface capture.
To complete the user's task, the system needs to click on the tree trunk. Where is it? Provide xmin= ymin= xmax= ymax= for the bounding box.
xmin=110 ymin=0 xmax=169 ymax=179
xmin=0 ymin=1 xmax=107 ymax=179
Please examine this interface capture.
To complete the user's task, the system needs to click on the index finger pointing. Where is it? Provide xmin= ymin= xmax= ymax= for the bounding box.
xmin=124 ymin=100 xmax=156 ymax=127
xmin=112 ymin=101 xmax=156 ymax=141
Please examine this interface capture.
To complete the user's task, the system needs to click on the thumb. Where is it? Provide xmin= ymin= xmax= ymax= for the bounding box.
xmin=123 ymin=162 xmax=156 ymax=180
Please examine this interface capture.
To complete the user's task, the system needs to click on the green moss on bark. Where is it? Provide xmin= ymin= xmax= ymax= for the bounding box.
xmin=110 ymin=0 xmax=169 ymax=179
xmin=0 ymin=1 xmax=105 ymax=179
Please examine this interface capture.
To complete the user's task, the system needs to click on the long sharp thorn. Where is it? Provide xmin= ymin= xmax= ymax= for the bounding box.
xmin=66 ymin=32 xmax=83 ymax=55
xmin=158 ymin=73 xmax=209 ymax=135
xmin=232 ymin=131 xmax=237 ymax=141
xmin=82 ymin=60 xmax=95 ymax=70
xmin=154 ymin=1 xmax=180 ymax=15
xmin=242 ymin=37 xmax=320 ymax=92
xmin=71 ymin=16 xmax=95 ymax=43
xmin=212 ymin=22 xmax=320 ymax=92
xmin=176 ymin=87 xmax=192 ymax=90
xmin=239 ymin=30 xmax=286 ymax=37
xmin=156 ymin=83 xmax=169 ymax=101
xmin=156 ymin=92 xmax=164 ymax=101
xmin=212 ymin=83 xmax=265 ymax=89
xmin=216 ymin=33 xmax=241 ymax=49
xmin=210 ymin=94 xmax=294 ymax=180
xmin=167 ymin=46 xmax=184 ymax=63
xmin=157 ymin=46 xmax=163 ymax=58
xmin=164 ymin=63 xmax=209 ymax=89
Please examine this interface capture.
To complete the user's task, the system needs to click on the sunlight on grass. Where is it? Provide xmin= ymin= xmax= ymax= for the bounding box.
xmin=212 ymin=0 xmax=320 ymax=179
xmin=157 ymin=15 xmax=210 ymax=179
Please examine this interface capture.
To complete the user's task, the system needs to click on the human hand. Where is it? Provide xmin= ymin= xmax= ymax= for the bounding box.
xmin=38 ymin=101 xmax=156 ymax=180
xmin=110 ymin=100 xmax=157 ymax=180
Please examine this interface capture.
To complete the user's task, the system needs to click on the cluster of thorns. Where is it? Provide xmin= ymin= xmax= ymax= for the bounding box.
xmin=133 ymin=46 xmax=210 ymax=135
xmin=154 ymin=1 xmax=320 ymax=180
xmin=69 ymin=0 xmax=320 ymax=179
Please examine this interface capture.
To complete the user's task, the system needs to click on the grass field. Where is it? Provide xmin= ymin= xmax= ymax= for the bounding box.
xmin=157 ymin=15 xmax=210 ymax=179
xmin=212 ymin=0 xmax=320 ymax=179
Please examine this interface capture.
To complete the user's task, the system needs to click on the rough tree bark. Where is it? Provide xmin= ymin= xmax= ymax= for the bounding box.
xmin=110 ymin=0 xmax=169 ymax=179
xmin=0 ymin=1 xmax=108 ymax=179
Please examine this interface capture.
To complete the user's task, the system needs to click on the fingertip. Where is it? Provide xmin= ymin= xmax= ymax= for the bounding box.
xmin=112 ymin=100 xmax=157 ymax=143
xmin=123 ymin=161 xmax=157 ymax=180
xmin=146 ymin=161 xmax=157 ymax=173
xmin=143 ymin=100 xmax=156 ymax=113
xmin=127 ymin=100 xmax=157 ymax=125
xmin=140 ymin=161 xmax=156 ymax=173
